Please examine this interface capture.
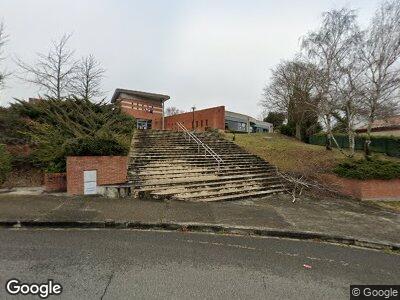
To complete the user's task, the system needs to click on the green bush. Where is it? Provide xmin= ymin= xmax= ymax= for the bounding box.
xmin=8 ymin=97 xmax=136 ymax=172
xmin=28 ymin=125 xmax=68 ymax=173
xmin=64 ymin=137 xmax=129 ymax=157
xmin=0 ymin=144 xmax=12 ymax=185
xmin=279 ymin=123 xmax=295 ymax=137
xmin=333 ymin=158 xmax=400 ymax=180
xmin=263 ymin=112 xmax=285 ymax=128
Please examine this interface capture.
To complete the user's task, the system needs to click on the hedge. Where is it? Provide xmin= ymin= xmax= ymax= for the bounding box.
xmin=64 ymin=137 xmax=129 ymax=157
xmin=334 ymin=158 xmax=400 ymax=180
xmin=0 ymin=144 xmax=12 ymax=185
xmin=309 ymin=134 xmax=400 ymax=158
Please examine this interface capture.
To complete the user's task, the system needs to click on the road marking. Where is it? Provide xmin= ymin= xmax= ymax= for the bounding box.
xmin=179 ymin=238 xmax=357 ymax=267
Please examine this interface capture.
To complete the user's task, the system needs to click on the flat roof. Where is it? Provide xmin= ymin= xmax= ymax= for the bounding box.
xmin=111 ymin=88 xmax=170 ymax=103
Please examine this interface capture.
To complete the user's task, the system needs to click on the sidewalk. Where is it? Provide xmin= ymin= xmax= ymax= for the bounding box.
xmin=0 ymin=192 xmax=399 ymax=250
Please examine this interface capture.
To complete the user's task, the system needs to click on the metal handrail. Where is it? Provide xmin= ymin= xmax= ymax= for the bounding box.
xmin=176 ymin=122 xmax=223 ymax=171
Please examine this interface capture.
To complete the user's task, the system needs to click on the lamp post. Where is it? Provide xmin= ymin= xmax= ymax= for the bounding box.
xmin=161 ymin=99 xmax=165 ymax=130
xmin=191 ymin=106 xmax=196 ymax=130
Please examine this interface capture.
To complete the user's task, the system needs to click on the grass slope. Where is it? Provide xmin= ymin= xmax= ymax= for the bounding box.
xmin=225 ymin=132 xmax=399 ymax=178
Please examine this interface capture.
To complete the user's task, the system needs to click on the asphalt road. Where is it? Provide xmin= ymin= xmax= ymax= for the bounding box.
xmin=0 ymin=229 xmax=399 ymax=300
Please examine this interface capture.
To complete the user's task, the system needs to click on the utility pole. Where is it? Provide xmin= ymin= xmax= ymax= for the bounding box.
xmin=161 ymin=100 xmax=165 ymax=130
xmin=191 ymin=106 xmax=196 ymax=130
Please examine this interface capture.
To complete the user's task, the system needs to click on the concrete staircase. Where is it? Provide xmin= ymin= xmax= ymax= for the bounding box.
xmin=128 ymin=130 xmax=287 ymax=202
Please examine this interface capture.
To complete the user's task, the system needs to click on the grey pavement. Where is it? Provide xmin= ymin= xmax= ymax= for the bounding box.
xmin=0 ymin=193 xmax=399 ymax=246
xmin=0 ymin=229 xmax=399 ymax=299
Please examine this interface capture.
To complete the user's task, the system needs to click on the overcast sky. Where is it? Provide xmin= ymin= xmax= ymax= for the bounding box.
xmin=0 ymin=0 xmax=380 ymax=118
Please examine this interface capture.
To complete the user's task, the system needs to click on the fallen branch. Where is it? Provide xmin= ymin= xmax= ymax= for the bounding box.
xmin=277 ymin=170 xmax=338 ymax=203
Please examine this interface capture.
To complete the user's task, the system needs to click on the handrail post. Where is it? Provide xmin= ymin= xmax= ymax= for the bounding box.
xmin=176 ymin=121 xmax=223 ymax=172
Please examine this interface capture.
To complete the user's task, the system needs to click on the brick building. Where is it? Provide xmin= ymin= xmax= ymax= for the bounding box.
xmin=164 ymin=106 xmax=225 ymax=131
xmin=111 ymin=88 xmax=170 ymax=130
xmin=356 ymin=115 xmax=400 ymax=137
xmin=112 ymin=88 xmax=272 ymax=133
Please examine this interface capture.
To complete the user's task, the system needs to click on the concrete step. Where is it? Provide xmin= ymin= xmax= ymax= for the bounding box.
xmin=122 ymin=129 xmax=287 ymax=202
xmin=149 ymin=178 xmax=284 ymax=196
xmin=132 ymin=165 xmax=276 ymax=177
xmin=130 ymin=161 xmax=272 ymax=169
xmin=180 ymin=187 xmax=286 ymax=202
xmin=130 ymin=147 xmax=243 ymax=151
xmin=173 ymin=183 xmax=286 ymax=200
xmin=129 ymin=151 xmax=244 ymax=156
xmin=136 ymin=176 xmax=283 ymax=193
xmin=133 ymin=169 xmax=277 ymax=182
xmin=129 ymin=161 xmax=272 ymax=169
xmin=129 ymin=160 xmax=262 ymax=167
xmin=132 ymin=171 xmax=279 ymax=187
xmin=129 ymin=154 xmax=250 ymax=159
xmin=130 ymin=165 xmax=276 ymax=175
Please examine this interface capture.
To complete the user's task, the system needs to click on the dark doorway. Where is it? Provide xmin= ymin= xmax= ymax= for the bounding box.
xmin=137 ymin=119 xmax=152 ymax=130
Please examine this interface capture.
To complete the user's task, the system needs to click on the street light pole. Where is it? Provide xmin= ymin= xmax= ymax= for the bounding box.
xmin=191 ymin=106 xmax=196 ymax=130
xmin=162 ymin=100 xmax=165 ymax=130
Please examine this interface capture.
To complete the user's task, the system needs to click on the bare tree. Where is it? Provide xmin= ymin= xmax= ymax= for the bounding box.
xmin=165 ymin=106 xmax=185 ymax=116
xmin=261 ymin=59 xmax=319 ymax=140
xmin=0 ymin=22 xmax=9 ymax=90
xmin=301 ymin=8 xmax=361 ymax=150
xmin=358 ymin=0 xmax=400 ymax=155
xmin=70 ymin=54 xmax=105 ymax=100
xmin=16 ymin=33 xmax=77 ymax=99
xmin=330 ymin=41 xmax=366 ymax=156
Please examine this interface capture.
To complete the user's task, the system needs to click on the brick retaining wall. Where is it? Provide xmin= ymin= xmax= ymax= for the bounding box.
xmin=44 ymin=173 xmax=67 ymax=192
xmin=66 ymin=156 xmax=128 ymax=195
xmin=321 ymin=174 xmax=400 ymax=201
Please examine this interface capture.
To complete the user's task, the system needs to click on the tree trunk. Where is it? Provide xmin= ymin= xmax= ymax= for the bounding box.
xmin=345 ymin=103 xmax=355 ymax=157
xmin=325 ymin=115 xmax=333 ymax=150
xmin=364 ymin=119 xmax=372 ymax=157
xmin=325 ymin=133 xmax=332 ymax=150
xmin=348 ymin=130 xmax=355 ymax=157
xmin=295 ymin=123 xmax=301 ymax=140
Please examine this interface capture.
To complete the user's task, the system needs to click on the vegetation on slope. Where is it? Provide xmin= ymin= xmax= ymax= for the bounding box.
xmin=0 ymin=145 xmax=12 ymax=185
xmin=334 ymin=159 xmax=400 ymax=180
xmin=225 ymin=132 xmax=400 ymax=179
xmin=1 ymin=98 xmax=135 ymax=173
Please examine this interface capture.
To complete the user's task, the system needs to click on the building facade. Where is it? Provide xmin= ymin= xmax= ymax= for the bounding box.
xmin=356 ymin=115 xmax=400 ymax=137
xmin=111 ymin=88 xmax=170 ymax=130
xmin=164 ymin=106 xmax=225 ymax=131
xmin=112 ymin=88 xmax=272 ymax=133
xmin=225 ymin=111 xmax=272 ymax=133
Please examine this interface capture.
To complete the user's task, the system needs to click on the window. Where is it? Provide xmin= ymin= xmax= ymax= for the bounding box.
xmin=205 ymin=120 xmax=208 ymax=126
xmin=201 ymin=120 xmax=203 ymax=127
xmin=196 ymin=121 xmax=199 ymax=127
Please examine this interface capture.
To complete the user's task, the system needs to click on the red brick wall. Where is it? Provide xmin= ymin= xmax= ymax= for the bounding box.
xmin=321 ymin=174 xmax=400 ymax=200
xmin=117 ymin=96 xmax=163 ymax=129
xmin=66 ymin=156 xmax=128 ymax=195
xmin=359 ymin=179 xmax=400 ymax=200
xmin=44 ymin=173 xmax=67 ymax=192
xmin=164 ymin=106 xmax=225 ymax=131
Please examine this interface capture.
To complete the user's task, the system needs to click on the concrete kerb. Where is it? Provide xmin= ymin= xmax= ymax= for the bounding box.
xmin=0 ymin=220 xmax=398 ymax=252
